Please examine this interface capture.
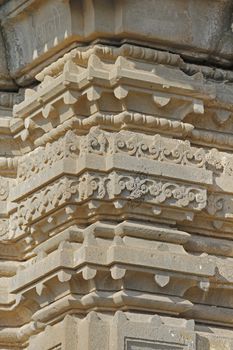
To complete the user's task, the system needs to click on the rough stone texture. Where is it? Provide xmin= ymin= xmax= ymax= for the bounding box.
xmin=1 ymin=0 xmax=233 ymax=84
xmin=0 ymin=0 xmax=232 ymax=349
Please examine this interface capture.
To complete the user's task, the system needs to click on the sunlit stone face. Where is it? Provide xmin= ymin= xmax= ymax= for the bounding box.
xmin=0 ymin=1 xmax=232 ymax=349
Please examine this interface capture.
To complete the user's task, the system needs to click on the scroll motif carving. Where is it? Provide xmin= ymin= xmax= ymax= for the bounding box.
xmin=113 ymin=133 xmax=206 ymax=167
xmin=2 ymin=23 xmax=233 ymax=350
xmin=17 ymin=177 xmax=79 ymax=224
xmin=17 ymin=128 xmax=233 ymax=183
xmin=18 ymin=131 xmax=80 ymax=181
xmin=80 ymin=129 xmax=108 ymax=156
xmin=206 ymin=194 xmax=233 ymax=220
xmin=15 ymin=172 xmax=207 ymax=225
xmin=114 ymin=174 xmax=207 ymax=209
xmin=207 ymin=194 xmax=224 ymax=216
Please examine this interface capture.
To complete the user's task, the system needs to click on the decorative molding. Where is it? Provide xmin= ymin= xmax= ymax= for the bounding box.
xmin=15 ymin=172 xmax=207 ymax=227
xmin=37 ymin=44 xmax=233 ymax=84
xmin=0 ymin=14 xmax=232 ymax=348
xmin=17 ymin=128 xmax=233 ymax=184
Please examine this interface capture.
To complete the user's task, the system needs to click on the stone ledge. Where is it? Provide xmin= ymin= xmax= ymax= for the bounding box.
xmin=0 ymin=0 xmax=233 ymax=85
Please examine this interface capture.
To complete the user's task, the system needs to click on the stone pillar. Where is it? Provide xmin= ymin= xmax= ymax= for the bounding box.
xmin=0 ymin=0 xmax=233 ymax=349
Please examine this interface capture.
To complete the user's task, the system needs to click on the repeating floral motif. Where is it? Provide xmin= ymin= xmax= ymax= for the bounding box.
xmin=113 ymin=133 xmax=206 ymax=167
xmin=16 ymin=172 xmax=207 ymax=225
xmin=17 ymin=131 xmax=80 ymax=181
xmin=17 ymin=177 xmax=79 ymax=223
xmin=114 ymin=174 xmax=207 ymax=209
xmin=17 ymin=128 xmax=233 ymax=183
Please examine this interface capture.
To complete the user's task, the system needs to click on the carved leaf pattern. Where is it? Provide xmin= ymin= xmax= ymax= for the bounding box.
xmin=17 ymin=177 xmax=79 ymax=223
xmin=18 ymin=131 xmax=80 ymax=181
xmin=115 ymin=134 xmax=206 ymax=167
xmin=16 ymin=172 xmax=207 ymax=225
xmin=17 ymin=128 xmax=233 ymax=184
xmin=116 ymin=174 xmax=206 ymax=208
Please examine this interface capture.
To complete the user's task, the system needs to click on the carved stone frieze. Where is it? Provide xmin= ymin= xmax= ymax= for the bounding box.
xmin=13 ymin=172 xmax=207 ymax=229
xmin=16 ymin=129 xmax=233 ymax=184
xmin=0 ymin=4 xmax=233 ymax=348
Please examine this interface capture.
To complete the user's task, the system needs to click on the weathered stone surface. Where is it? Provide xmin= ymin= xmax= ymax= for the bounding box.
xmin=0 ymin=0 xmax=233 ymax=85
xmin=0 ymin=1 xmax=233 ymax=349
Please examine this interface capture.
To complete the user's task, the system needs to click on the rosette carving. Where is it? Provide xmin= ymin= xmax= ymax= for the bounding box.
xmin=115 ymin=174 xmax=207 ymax=209
xmin=81 ymin=127 xmax=108 ymax=155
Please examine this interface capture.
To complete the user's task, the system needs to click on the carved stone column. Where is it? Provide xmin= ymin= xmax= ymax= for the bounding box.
xmin=0 ymin=1 xmax=233 ymax=349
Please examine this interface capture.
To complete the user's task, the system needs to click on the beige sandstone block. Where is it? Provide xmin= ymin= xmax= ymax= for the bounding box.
xmin=0 ymin=1 xmax=232 ymax=349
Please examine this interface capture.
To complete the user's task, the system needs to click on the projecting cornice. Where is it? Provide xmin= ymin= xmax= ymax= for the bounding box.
xmin=0 ymin=2 xmax=233 ymax=348
xmin=0 ymin=0 xmax=232 ymax=86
